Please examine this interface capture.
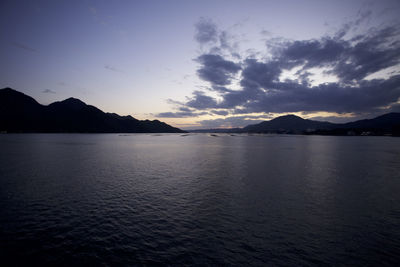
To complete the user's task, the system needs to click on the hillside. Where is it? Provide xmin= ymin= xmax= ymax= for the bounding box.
xmin=0 ymin=88 xmax=184 ymax=133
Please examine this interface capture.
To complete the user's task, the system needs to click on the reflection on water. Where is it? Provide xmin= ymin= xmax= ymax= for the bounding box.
xmin=0 ymin=134 xmax=400 ymax=265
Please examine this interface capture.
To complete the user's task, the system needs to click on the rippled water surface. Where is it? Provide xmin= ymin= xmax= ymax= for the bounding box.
xmin=1 ymin=134 xmax=400 ymax=266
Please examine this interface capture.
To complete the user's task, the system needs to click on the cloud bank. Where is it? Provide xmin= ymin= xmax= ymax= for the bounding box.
xmin=157 ymin=15 xmax=400 ymax=128
xmin=42 ymin=89 xmax=56 ymax=94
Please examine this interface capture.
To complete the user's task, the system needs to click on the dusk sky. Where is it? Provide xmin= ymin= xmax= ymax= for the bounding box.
xmin=1 ymin=0 xmax=400 ymax=129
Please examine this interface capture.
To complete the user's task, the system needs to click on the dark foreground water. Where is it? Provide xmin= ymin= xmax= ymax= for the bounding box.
xmin=0 ymin=134 xmax=400 ymax=266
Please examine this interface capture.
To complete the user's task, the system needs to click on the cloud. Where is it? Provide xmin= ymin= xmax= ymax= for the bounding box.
xmin=221 ymin=75 xmax=400 ymax=114
xmin=105 ymin=65 xmax=124 ymax=73
xmin=156 ymin=106 xmax=210 ymax=118
xmin=89 ymin=6 xmax=97 ymax=15
xmin=156 ymin=112 xmax=195 ymax=118
xmin=186 ymin=90 xmax=219 ymax=109
xmin=331 ymin=27 xmax=400 ymax=84
xmin=196 ymin=54 xmax=241 ymax=86
xmin=42 ymin=89 xmax=56 ymax=94
xmin=281 ymin=38 xmax=346 ymax=69
xmin=166 ymin=98 xmax=184 ymax=106
xmin=194 ymin=18 xmax=240 ymax=56
xmin=156 ymin=110 xmax=208 ymax=118
xmin=211 ymin=27 xmax=400 ymax=112
xmin=275 ymin=26 xmax=400 ymax=85
xmin=388 ymin=102 xmax=400 ymax=112
xmin=210 ymin=109 xmax=229 ymax=116
xmin=194 ymin=18 xmax=218 ymax=45
xmin=260 ymin=29 xmax=272 ymax=36
xmin=158 ymin=16 xmax=400 ymax=126
xmin=11 ymin=42 xmax=36 ymax=52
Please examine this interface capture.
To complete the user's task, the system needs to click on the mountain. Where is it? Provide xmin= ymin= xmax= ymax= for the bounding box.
xmin=243 ymin=115 xmax=338 ymax=133
xmin=243 ymin=113 xmax=400 ymax=135
xmin=342 ymin=113 xmax=400 ymax=130
xmin=311 ymin=113 xmax=400 ymax=136
xmin=0 ymin=88 xmax=184 ymax=133
xmin=189 ymin=113 xmax=400 ymax=136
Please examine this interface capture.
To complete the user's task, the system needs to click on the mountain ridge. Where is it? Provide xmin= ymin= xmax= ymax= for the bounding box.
xmin=0 ymin=88 xmax=184 ymax=133
xmin=191 ymin=113 xmax=400 ymax=136
xmin=243 ymin=114 xmax=338 ymax=132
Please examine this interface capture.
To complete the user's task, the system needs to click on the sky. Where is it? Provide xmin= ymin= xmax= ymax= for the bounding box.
xmin=1 ymin=0 xmax=400 ymax=129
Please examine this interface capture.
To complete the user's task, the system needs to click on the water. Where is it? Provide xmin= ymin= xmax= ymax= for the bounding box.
xmin=0 ymin=134 xmax=399 ymax=266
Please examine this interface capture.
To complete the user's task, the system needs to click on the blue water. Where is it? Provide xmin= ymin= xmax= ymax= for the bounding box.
xmin=0 ymin=134 xmax=400 ymax=266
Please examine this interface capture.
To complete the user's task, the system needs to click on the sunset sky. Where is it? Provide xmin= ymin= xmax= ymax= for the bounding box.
xmin=1 ymin=0 xmax=400 ymax=129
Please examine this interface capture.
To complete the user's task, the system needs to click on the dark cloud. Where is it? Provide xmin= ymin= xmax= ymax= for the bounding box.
xmin=156 ymin=104 xmax=209 ymax=118
xmin=210 ymin=85 xmax=234 ymax=93
xmin=232 ymin=75 xmax=400 ymax=114
xmin=186 ymin=90 xmax=219 ymax=109
xmin=241 ymin=59 xmax=282 ymax=88
xmin=219 ymin=31 xmax=231 ymax=50
xmin=196 ymin=54 xmax=241 ymax=86
xmin=388 ymin=102 xmax=400 ymax=112
xmin=278 ymin=26 xmax=400 ymax=85
xmin=156 ymin=110 xmax=208 ymax=118
xmin=260 ymin=29 xmax=272 ymax=36
xmin=334 ymin=9 xmax=372 ymax=39
xmin=177 ymin=106 xmax=192 ymax=112
xmin=194 ymin=18 xmax=240 ymax=56
xmin=195 ymin=18 xmax=218 ymax=44
xmin=210 ymin=109 xmax=229 ymax=116
xmin=218 ymin=30 xmax=240 ymax=56
xmin=105 ymin=65 xmax=124 ymax=73
xmin=42 ymin=89 xmax=56 ymax=94
xmin=158 ymin=20 xmax=400 ymax=126
xmin=157 ymin=111 xmax=196 ymax=118
xmin=11 ymin=41 xmax=36 ymax=52
xmin=166 ymin=98 xmax=184 ymax=106
xmin=281 ymin=38 xmax=346 ymax=69
xmin=331 ymin=26 xmax=400 ymax=84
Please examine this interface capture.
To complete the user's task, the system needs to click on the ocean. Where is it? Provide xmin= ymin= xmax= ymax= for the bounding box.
xmin=1 ymin=134 xmax=399 ymax=266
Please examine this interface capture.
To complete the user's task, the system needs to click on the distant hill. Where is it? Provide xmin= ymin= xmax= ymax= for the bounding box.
xmin=0 ymin=88 xmax=184 ymax=133
xmin=190 ymin=113 xmax=400 ymax=136
xmin=243 ymin=114 xmax=338 ymax=133
xmin=342 ymin=113 xmax=400 ymax=130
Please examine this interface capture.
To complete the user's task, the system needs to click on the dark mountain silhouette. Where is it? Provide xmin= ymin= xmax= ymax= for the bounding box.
xmin=311 ymin=113 xmax=400 ymax=136
xmin=0 ymin=88 xmax=184 ymax=133
xmin=342 ymin=113 xmax=400 ymax=129
xmin=190 ymin=113 xmax=400 ymax=136
xmin=243 ymin=114 xmax=338 ymax=133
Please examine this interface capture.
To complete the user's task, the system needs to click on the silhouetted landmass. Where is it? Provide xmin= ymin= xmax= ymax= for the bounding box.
xmin=243 ymin=115 xmax=337 ymax=133
xmin=0 ymin=88 xmax=184 ymax=133
xmin=191 ymin=113 xmax=400 ymax=136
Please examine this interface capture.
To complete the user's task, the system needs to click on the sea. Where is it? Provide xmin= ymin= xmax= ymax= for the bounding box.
xmin=0 ymin=134 xmax=399 ymax=266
